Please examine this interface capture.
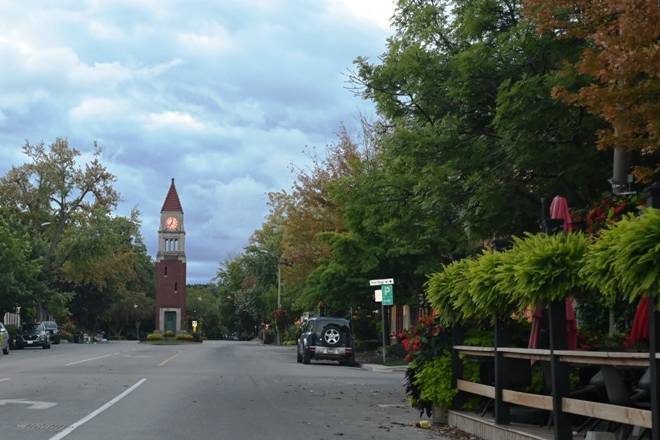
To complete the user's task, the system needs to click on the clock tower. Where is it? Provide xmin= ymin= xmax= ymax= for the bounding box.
xmin=155 ymin=178 xmax=186 ymax=333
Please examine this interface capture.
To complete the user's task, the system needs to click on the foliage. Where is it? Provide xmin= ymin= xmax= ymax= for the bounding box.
xmin=573 ymin=193 xmax=646 ymax=235
xmin=0 ymin=214 xmax=42 ymax=316
xmin=404 ymin=362 xmax=432 ymax=417
xmin=509 ymin=232 xmax=589 ymax=306
xmin=426 ymin=259 xmax=471 ymax=326
xmin=414 ymin=354 xmax=458 ymax=409
xmin=524 ymin=0 xmax=660 ymax=164
xmin=582 ymin=208 xmax=660 ymax=302
xmin=163 ymin=330 xmax=175 ymax=338
xmin=146 ymin=332 xmax=163 ymax=341
xmin=466 ymin=250 xmax=518 ymax=320
xmin=397 ymin=316 xmax=449 ymax=364
xmin=176 ymin=332 xmax=194 ymax=341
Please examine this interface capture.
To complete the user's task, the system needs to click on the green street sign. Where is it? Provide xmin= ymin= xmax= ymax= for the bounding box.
xmin=381 ymin=284 xmax=394 ymax=305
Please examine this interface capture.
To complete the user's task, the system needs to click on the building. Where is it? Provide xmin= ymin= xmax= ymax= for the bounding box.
xmin=154 ymin=179 xmax=187 ymax=333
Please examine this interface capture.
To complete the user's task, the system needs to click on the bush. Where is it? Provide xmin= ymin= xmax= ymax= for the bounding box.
xmin=354 ymin=339 xmax=380 ymax=352
xmin=146 ymin=332 xmax=163 ymax=341
xmin=163 ymin=330 xmax=175 ymax=338
xmin=510 ymin=232 xmax=588 ymax=306
xmin=176 ymin=332 xmax=193 ymax=341
xmin=397 ymin=316 xmax=450 ymax=364
xmin=582 ymin=208 xmax=660 ymax=303
xmin=282 ymin=339 xmax=297 ymax=346
xmin=426 ymin=259 xmax=472 ymax=325
xmin=414 ymin=354 xmax=458 ymax=409
xmin=192 ymin=332 xmax=203 ymax=342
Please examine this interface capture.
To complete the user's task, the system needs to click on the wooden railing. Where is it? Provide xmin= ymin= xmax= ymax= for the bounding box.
xmin=453 ymin=345 xmax=656 ymax=433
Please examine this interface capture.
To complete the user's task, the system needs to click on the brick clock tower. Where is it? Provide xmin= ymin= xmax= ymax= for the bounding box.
xmin=155 ymin=179 xmax=187 ymax=333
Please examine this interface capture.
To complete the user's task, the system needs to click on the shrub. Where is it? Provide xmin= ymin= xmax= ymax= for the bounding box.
xmin=192 ymin=332 xmax=203 ymax=342
xmin=354 ymin=339 xmax=381 ymax=352
xmin=414 ymin=354 xmax=458 ymax=409
xmin=163 ymin=330 xmax=175 ymax=338
xmin=510 ymin=232 xmax=589 ymax=306
xmin=582 ymin=208 xmax=660 ymax=303
xmin=146 ymin=332 xmax=163 ymax=341
xmin=282 ymin=339 xmax=297 ymax=346
xmin=397 ymin=316 xmax=449 ymax=364
xmin=467 ymin=250 xmax=519 ymax=320
xmin=176 ymin=332 xmax=193 ymax=341
xmin=426 ymin=259 xmax=472 ymax=325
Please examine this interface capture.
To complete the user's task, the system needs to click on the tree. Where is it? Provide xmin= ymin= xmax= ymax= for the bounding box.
xmin=0 ymin=139 xmax=119 ymax=318
xmin=0 ymin=213 xmax=41 ymax=317
xmin=524 ymin=0 xmax=660 ymax=180
xmin=351 ymin=0 xmax=610 ymax=249
xmin=59 ymin=209 xmax=153 ymax=333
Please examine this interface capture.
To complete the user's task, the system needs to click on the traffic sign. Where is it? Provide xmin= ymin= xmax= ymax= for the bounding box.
xmin=381 ymin=284 xmax=394 ymax=305
xmin=374 ymin=289 xmax=382 ymax=302
xmin=369 ymin=278 xmax=394 ymax=286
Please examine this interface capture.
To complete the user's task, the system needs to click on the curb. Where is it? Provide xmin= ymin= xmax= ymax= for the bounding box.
xmin=360 ymin=363 xmax=408 ymax=373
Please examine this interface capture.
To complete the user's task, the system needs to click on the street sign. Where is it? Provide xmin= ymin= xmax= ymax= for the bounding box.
xmin=374 ymin=289 xmax=382 ymax=302
xmin=369 ymin=278 xmax=394 ymax=286
xmin=381 ymin=284 xmax=394 ymax=305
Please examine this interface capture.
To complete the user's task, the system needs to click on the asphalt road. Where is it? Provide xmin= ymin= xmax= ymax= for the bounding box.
xmin=0 ymin=340 xmax=438 ymax=440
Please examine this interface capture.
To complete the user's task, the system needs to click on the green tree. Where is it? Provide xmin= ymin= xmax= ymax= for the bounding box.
xmin=0 ymin=213 xmax=42 ymax=317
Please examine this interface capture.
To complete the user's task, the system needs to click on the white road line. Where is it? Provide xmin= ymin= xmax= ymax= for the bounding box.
xmin=47 ymin=378 xmax=147 ymax=440
xmin=0 ymin=378 xmax=10 ymax=383
xmin=65 ymin=354 xmax=112 ymax=366
xmin=158 ymin=351 xmax=180 ymax=366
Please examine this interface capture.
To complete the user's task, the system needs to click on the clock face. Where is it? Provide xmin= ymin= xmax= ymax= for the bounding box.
xmin=165 ymin=217 xmax=178 ymax=231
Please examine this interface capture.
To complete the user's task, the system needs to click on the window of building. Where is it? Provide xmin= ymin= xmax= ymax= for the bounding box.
xmin=164 ymin=266 xmax=168 ymax=276
xmin=174 ymin=282 xmax=178 ymax=293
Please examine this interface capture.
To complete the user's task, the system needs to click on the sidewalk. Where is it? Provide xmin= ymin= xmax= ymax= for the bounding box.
xmin=359 ymin=363 xmax=407 ymax=373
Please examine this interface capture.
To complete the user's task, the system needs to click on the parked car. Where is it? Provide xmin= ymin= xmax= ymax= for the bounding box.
xmin=41 ymin=321 xmax=61 ymax=344
xmin=15 ymin=323 xmax=51 ymax=349
xmin=0 ymin=323 xmax=9 ymax=355
xmin=297 ymin=317 xmax=355 ymax=366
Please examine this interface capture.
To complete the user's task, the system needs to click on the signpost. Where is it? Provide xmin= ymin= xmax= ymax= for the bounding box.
xmin=370 ymin=278 xmax=394 ymax=365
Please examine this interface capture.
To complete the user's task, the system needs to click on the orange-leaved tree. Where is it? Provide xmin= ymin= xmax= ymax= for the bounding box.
xmin=524 ymin=0 xmax=659 ymax=180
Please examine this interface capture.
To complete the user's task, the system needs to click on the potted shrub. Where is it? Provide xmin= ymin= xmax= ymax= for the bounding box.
xmin=414 ymin=353 xmax=457 ymax=425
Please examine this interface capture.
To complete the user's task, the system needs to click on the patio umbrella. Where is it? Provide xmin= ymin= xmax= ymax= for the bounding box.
xmin=624 ymin=296 xmax=649 ymax=348
xmin=528 ymin=196 xmax=578 ymax=349
xmin=528 ymin=298 xmax=577 ymax=350
xmin=549 ymin=195 xmax=574 ymax=231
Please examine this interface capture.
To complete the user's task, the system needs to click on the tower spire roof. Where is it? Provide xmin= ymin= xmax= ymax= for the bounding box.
xmin=161 ymin=178 xmax=183 ymax=212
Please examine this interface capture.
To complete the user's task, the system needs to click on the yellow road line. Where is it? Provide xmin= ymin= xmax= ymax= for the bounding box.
xmin=158 ymin=351 xmax=180 ymax=367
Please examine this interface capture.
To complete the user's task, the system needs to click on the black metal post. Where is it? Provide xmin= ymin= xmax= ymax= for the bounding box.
xmin=494 ymin=317 xmax=510 ymax=425
xmin=451 ymin=325 xmax=465 ymax=410
xmin=649 ymin=297 xmax=659 ymax=440
xmin=549 ymin=301 xmax=572 ymax=440
xmin=647 ymin=185 xmax=660 ymax=440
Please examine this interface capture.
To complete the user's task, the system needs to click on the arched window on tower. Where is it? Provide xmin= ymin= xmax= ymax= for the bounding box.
xmin=174 ymin=282 xmax=178 ymax=293
xmin=164 ymin=266 xmax=168 ymax=276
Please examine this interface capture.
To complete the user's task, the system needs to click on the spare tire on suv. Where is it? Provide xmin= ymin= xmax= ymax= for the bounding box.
xmin=297 ymin=317 xmax=355 ymax=366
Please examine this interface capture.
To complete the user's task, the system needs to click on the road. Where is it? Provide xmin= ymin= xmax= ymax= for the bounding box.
xmin=0 ymin=340 xmax=438 ymax=440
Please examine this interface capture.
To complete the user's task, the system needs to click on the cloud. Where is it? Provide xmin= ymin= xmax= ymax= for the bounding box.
xmin=0 ymin=0 xmax=395 ymax=283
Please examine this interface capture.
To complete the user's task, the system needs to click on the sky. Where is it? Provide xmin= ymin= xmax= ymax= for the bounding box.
xmin=0 ymin=0 xmax=395 ymax=283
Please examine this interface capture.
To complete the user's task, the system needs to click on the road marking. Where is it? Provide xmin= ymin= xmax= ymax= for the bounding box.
xmin=0 ymin=378 xmax=10 ymax=383
xmin=158 ymin=351 xmax=180 ymax=366
xmin=378 ymin=403 xmax=407 ymax=408
xmin=0 ymin=399 xmax=57 ymax=410
xmin=65 ymin=354 xmax=112 ymax=366
xmin=47 ymin=378 xmax=146 ymax=440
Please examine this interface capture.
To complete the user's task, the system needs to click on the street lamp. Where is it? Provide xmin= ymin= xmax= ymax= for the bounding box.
xmin=133 ymin=304 xmax=140 ymax=342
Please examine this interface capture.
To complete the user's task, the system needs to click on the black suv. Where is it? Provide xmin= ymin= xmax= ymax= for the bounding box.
xmin=41 ymin=321 xmax=61 ymax=344
xmin=15 ymin=323 xmax=51 ymax=349
xmin=297 ymin=317 xmax=355 ymax=366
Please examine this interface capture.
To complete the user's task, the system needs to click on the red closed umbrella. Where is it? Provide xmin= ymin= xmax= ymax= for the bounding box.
xmin=528 ymin=196 xmax=578 ymax=350
xmin=624 ymin=297 xmax=649 ymax=348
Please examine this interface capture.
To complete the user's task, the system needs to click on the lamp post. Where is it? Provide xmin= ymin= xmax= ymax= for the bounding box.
xmin=133 ymin=304 xmax=140 ymax=342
